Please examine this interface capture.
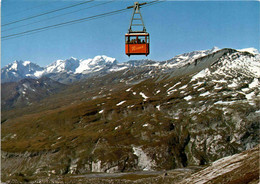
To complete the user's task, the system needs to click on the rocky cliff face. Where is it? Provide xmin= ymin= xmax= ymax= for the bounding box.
xmin=3 ymin=145 xmax=258 ymax=183
xmin=1 ymin=48 xmax=259 ymax=183
xmin=179 ymin=144 xmax=259 ymax=184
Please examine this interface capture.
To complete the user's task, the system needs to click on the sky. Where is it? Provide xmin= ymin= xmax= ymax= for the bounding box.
xmin=1 ymin=0 xmax=260 ymax=67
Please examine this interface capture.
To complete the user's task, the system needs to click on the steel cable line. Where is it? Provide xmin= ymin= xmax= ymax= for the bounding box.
xmin=2 ymin=1 xmax=114 ymax=33
xmin=2 ymin=8 xmax=129 ymax=40
xmin=2 ymin=1 xmax=162 ymax=41
xmin=2 ymin=0 xmax=94 ymax=27
xmin=4 ymin=1 xmax=55 ymax=17
xmin=142 ymin=0 xmax=164 ymax=7
xmin=1 ymin=10 xmax=126 ymax=41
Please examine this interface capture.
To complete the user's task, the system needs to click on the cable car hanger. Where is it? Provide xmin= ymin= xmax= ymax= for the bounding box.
xmin=125 ymin=2 xmax=150 ymax=57
xmin=127 ymin=2 xmax=147 ymax=33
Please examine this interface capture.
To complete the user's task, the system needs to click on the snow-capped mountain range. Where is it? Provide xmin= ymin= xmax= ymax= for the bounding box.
xmin=1 ymin=47 xmax=259 ymax=83
xmin=1 ymin=55 xmax=121 ymax=83
xmin=44 ymin=55 xmax=118 ymax=74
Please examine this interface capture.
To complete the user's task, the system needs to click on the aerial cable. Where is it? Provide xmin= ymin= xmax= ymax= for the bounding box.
xmin=142 ymin=0 xmax=164 ymax=7
xmin=2 ymin=8 xmax=129 ymax=40
xmin=2 ymin=0 xmax=94 ymax=27
xmin=4 ymin=1 xmax=55 ymax=17
xmin=1 ymin=9 xmax=125 ymax=41
xmin=2 ymin=1 xmax=114 ymax=33
xmin=2 ymin=1 xmax=162 ymax=41
xmin=2 ymin=9 xmax=125 ymax=41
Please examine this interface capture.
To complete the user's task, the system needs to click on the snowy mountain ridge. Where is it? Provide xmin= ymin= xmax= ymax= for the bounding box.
xmin=238 ymin=47 xmax=260 ymax=55
xmin=163 ymin=46 xmax=221 ymax=68
xmin=2 ymin=60 xmax=43 ymax=74
xmin=1 ymin=55 xmax=119 ymax=83
xmin=44 ymin=55 xmax=118 ymax=75
xmin=1 ymin=47 xmax=259 ymax=83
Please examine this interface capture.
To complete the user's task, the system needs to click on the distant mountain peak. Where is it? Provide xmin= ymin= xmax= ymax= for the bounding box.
xmin=210 ymin=46 xmax=220 ymax=53
xmin=45 ymin=58 xmax=80 ymax=73
xmin=9 ymin=61 xmax=18 ymax=71
xmin=1 ymin=60 xmax=44 ymax=83
xmin=92 ymin=55 xmax=117 ymax=64
xmin=22 ymin=61 xmax=31 ymax=66
xmin=70 ymin=56 xmax=78 ymax=60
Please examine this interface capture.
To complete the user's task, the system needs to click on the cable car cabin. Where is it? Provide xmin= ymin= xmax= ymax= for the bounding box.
xmin=125 ymin=32 xmax=149 ymax=56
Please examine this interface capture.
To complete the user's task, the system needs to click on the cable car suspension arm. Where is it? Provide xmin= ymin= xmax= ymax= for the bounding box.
xmin=127 ymin=2 xmax=147 ymax=33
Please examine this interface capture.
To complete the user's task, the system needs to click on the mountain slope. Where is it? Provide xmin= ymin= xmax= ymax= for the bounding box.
xmin=1 ymin=77 xmax=66 ymax=111
xmin=162 ymin=46 xmax=220 ymax=68
xmin=1 ymin=48 xmax=260 ymax=183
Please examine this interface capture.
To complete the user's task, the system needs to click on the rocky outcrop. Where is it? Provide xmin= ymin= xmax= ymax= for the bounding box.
xmin=180 ymin=144 xmax=259 ymax=184
xmin=3 ymin=145 xmax=258 ymax=183
xmin=132 ymin=146 xmax=156 ymax=171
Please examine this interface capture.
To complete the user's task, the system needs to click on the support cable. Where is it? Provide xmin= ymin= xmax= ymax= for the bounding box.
xmin=4 ymin=1 xmax=55 ymax=17
xmin=2 ymin=1 xmax=114 ymax=33
xmin=2 ymin=0 xmax=94 ymax=27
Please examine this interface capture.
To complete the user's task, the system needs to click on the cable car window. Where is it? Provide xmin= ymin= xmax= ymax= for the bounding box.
xmin=126 ymin=36 xmax=137 ymax=44
xmin=138 ymin=36 xmax=146 ymax=44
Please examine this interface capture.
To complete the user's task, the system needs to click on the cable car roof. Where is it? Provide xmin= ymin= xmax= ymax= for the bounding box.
xmin=125 ymin=32 xmax=149 ymax=36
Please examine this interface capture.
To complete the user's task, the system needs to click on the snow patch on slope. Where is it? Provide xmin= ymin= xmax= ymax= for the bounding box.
xmin=116 ymin=100 xmax=126 ymax=106
xmin=132 ymin=146 xmax=155 ymax=171
xmin=140 ymin=92 xmax=149 ymax=101
xmin=249 ymin=78 xmax=259 ymax=88
xmin=191 ymin=68 xmax=210 ymax=81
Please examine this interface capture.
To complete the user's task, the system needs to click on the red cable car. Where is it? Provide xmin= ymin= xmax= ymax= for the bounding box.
xmin=125 ymin=32 xmax=149 ymax=56
xmin=125 ymin=2 xmax=150 ymax=57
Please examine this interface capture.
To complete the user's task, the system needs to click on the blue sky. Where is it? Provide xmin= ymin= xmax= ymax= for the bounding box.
xmin=1 ymin=0 xmax=259 ymax=67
